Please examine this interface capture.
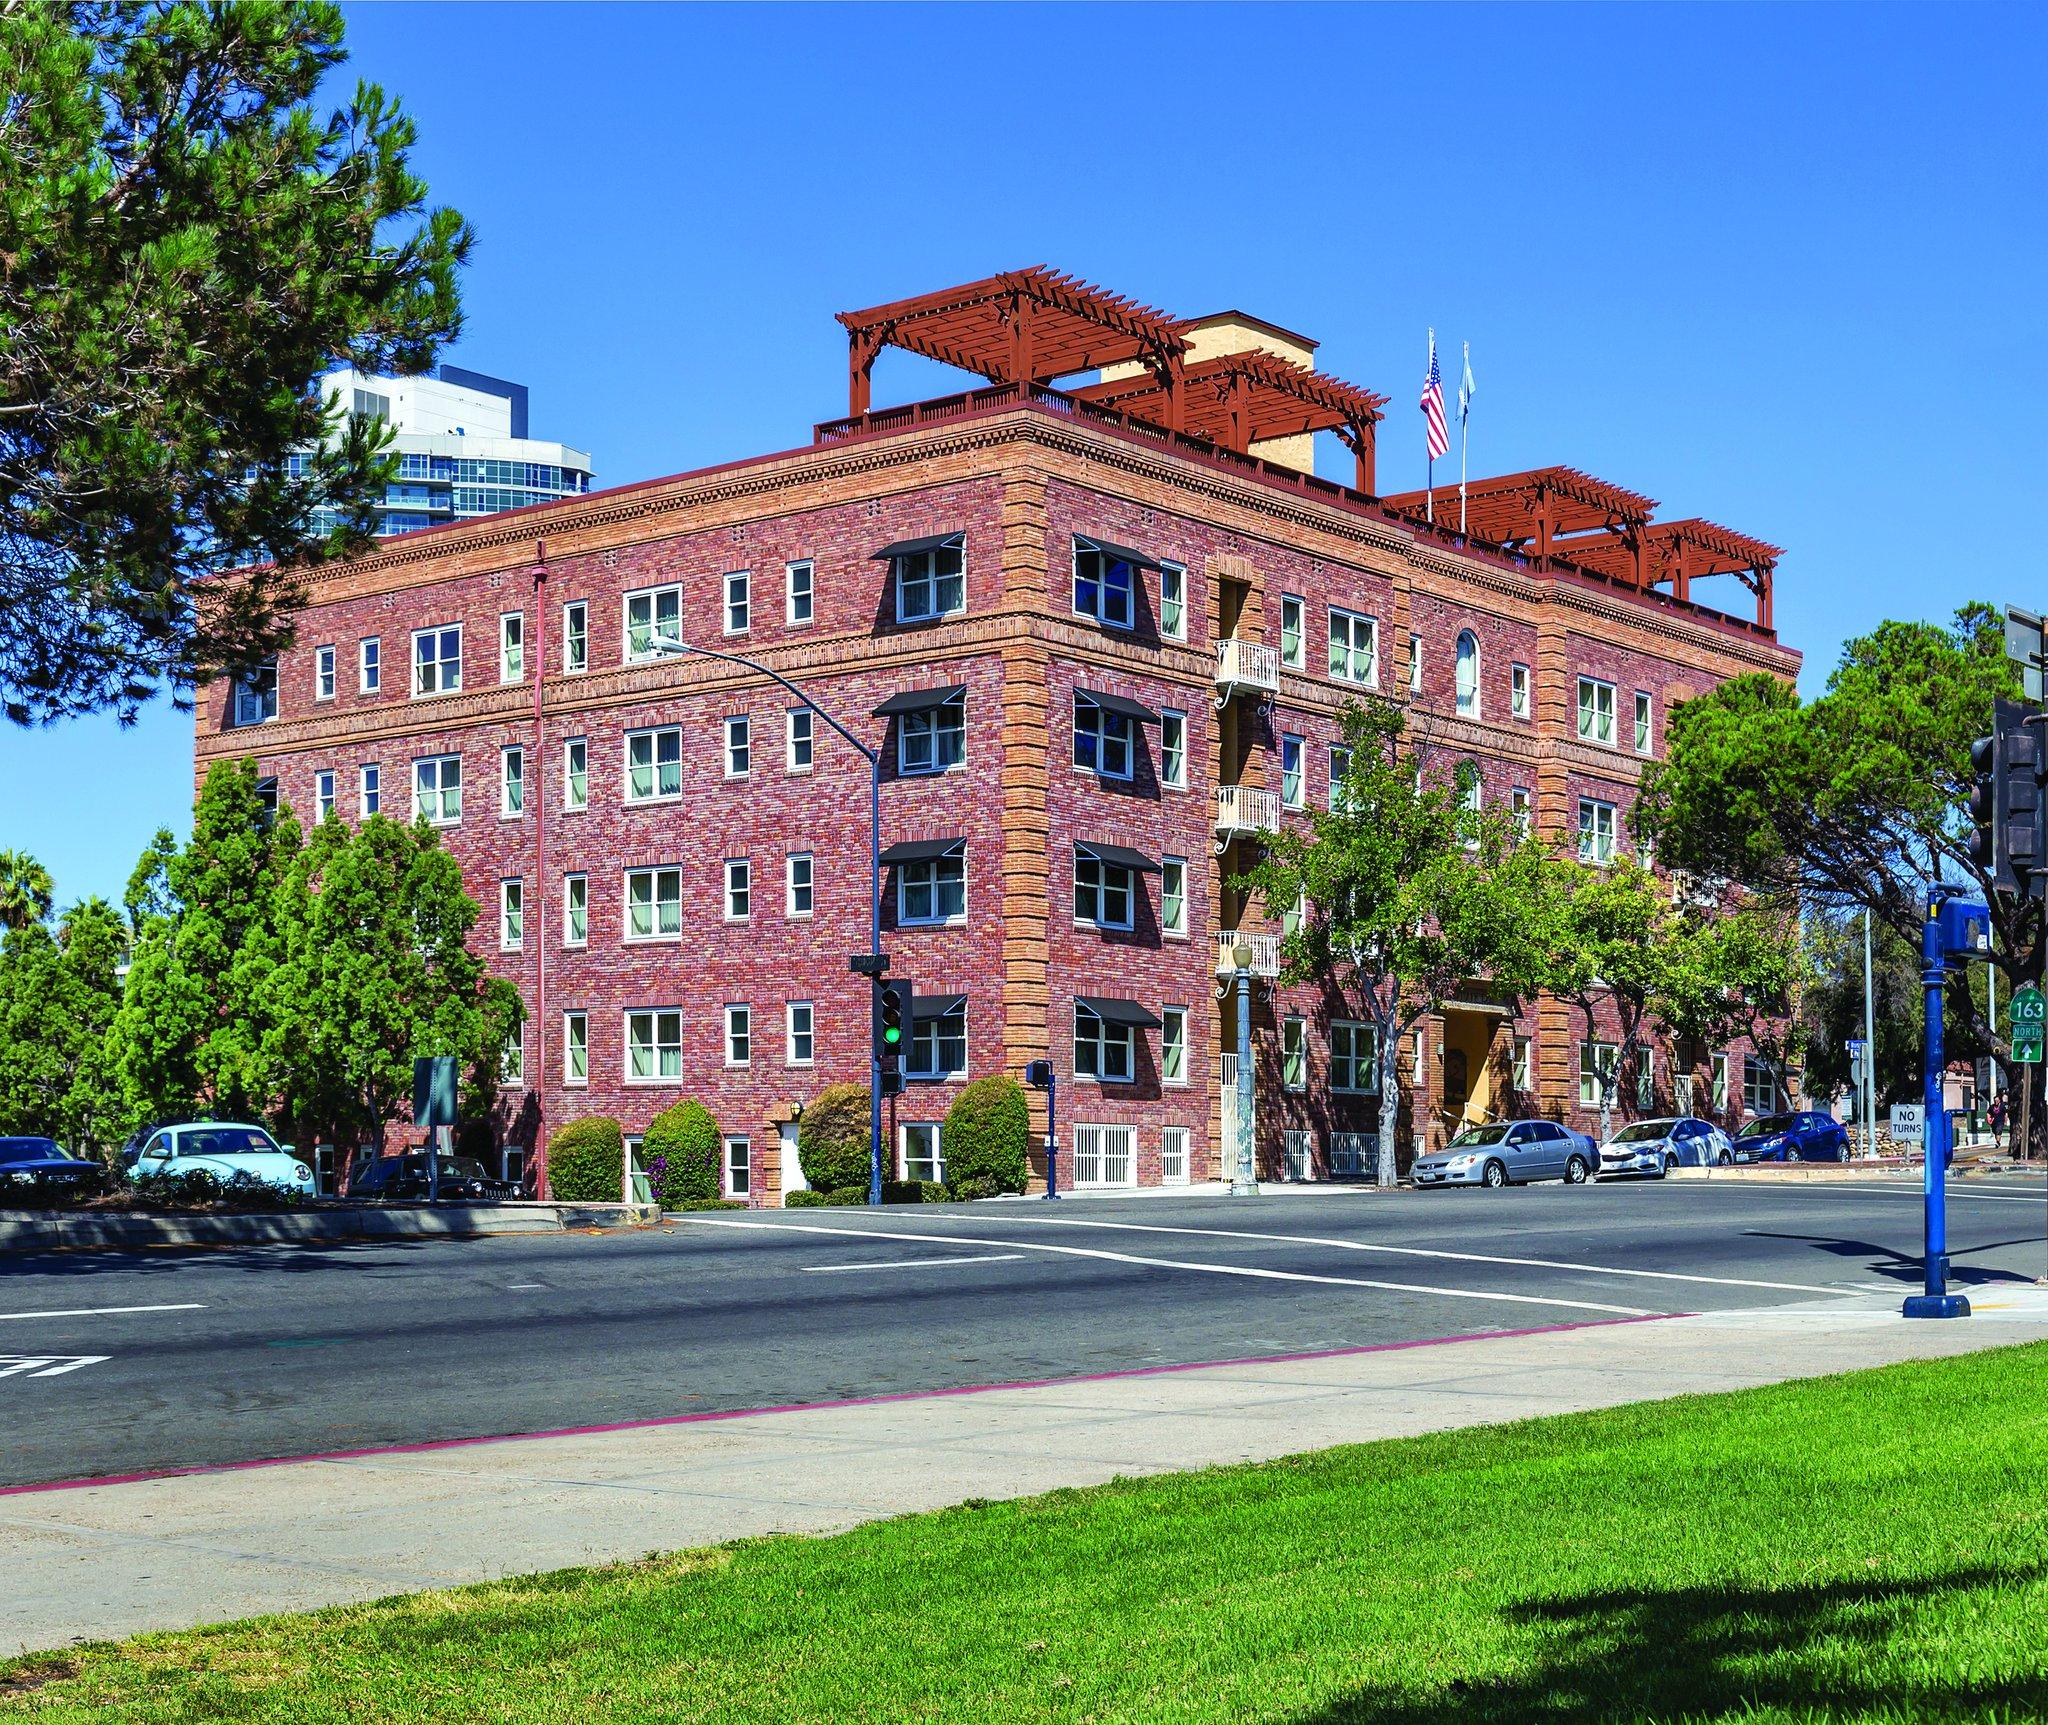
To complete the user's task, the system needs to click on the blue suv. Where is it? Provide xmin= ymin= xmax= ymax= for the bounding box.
xmin=1732 ymin=1110 xmax=1849 ymax=1163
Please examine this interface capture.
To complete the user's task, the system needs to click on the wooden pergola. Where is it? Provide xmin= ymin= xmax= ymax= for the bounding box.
xmin=1383 ymin=466 xmax=1657 ymax=566
xmin=1568 ymin=518 xmax=1781 ymax=631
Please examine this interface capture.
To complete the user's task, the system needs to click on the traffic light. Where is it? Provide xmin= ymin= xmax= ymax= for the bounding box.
xmin=1975 ymin=698 xmax=2046 ymax=899
xmin=872 ymin=977 xmax=912 ymax=1064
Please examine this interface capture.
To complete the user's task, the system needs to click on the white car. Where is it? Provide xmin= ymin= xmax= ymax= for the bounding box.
xmin=1595 ymin=1116 xmax=1733 ymax=1179
xmin=128 ymin=1122 xmax=314 ymax=1196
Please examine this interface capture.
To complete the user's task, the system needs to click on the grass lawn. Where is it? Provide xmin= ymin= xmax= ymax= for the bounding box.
xmin=7 ymin=1344 xmax=2048 ymax=1723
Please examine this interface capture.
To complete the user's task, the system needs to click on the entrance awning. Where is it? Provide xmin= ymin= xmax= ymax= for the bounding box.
xmin=1076 ymin=996 xmax=1163 ymax=1029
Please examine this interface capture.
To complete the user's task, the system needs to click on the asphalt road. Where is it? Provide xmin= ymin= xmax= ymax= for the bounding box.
xmin=4 ymin=1174 xmax=2046 ymax=1490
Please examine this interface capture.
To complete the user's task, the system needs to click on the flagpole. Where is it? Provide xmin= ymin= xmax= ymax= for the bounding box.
xmin=1424 ymin=328 xmax=1435 ymax=524
xmin=1458 ymin=340 xmax=1472 ymax=537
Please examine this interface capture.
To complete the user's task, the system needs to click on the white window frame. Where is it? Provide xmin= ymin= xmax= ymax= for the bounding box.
xmin=723 ymin=569 xmax=751 ymax=636
xmin=1074 ymin=1010 xmax=1136 ymax=1085
xmin=313 ymin=769 xmax=336 ymax=822
xmin=501 ymin=1018 xmax=525 ymax=1088
xmin=1580 ymin=1041 xmax=1618 ymax=1107
xmin=563 ymin=601 xmax=588 ymax=674
xmin=1329 ymin=745 xmax=1354 ymax=813
xmin=1159 ymin=560 xmax=1187 ymax=641
xmin=412 ymin=754 xmax=461 ymax=826
xmin=724 ymin=1003 xmax=751 ymax=1067
xmin=786 ymin=1001 xmax=815 ymax=1067
xmin=499 ymin=878 xmax=523 ymax=951
xmin=1577 ymin=797 xmax=1618 ymax=866
xmin=1072 ymin=539 xmax=1138 ymax=630
xmin=1635 ymin=689 xmax=1654 ymax=755
xmin=314 ymin=644 xmax=335 ymax=702
xmin=563 ymin=737 xmax=588 ymax=812
xmin=1712 ymin=1052 xmax=1731 ymax=1113
xmin=1073 ymin=700 xmax=1134 ymax=781
xmin=624 ymin=1009 xmax=684 ymax=1084
xmin=1636 ymin=1047 xmax=1657 ymax=1110
xmin=1513 ymin=1036 xmax=1534 ymax=1094
xmin=1328 ymin=608 xmax=1379 ymax=685
xmin=786 ymin=559 xmax=814 ymax=626
xmin=898 ymin=700 xmax=965 ymax=775
xmin=563 ymin=1011 xmax=588 ymax=1085
xmin=563 ymin=873 xmax=588 ymax=947
xmin=1075 ymin=853 xmax=1136 ymax=931
xmin=233 ymin=659 xmax=278 ymax=726
xmin=499 ymin=611 xmax=524 ymax=684
xmin=1332 ymin=1020 xmax=1377 ymax=1093
xmin=1159 ymin=708 xmax=1187 ymax=789
xmin=359 ymin=637 xmax=381 ymax=694
xmin=786 ymin=852 xmax=814 ymax=918
xmin=1280 ymin=733 xmax=1305 ymax=809
xmin=723 ymin=1135 xmax=750 ymax=1197
xmin=1161 ymin=1005 xmax=1188 ymax=1087
xmin=358 ymin=763 xmax=380 ymax=817
xmin=786 ymin=708 xmax=814 ymax=773
xmin=623 ymin=726 xmax=683 ymax=803
xmin=1279 ymin=594 xmax=1305 ymax=668
xmin=724 ymin=858 xmax=751 ymax=921
xmin=1455 ymin=630 xmax=1480 ymax=718
xmin=623 ymin=583 xmax=682 ymax=662
xmin=894 ymin=540 xmax=965 ymax=624
xmin=411 ymin=624 xmax=462 ymax=698
xmin=1408 ymin=632 xmax=1423 ymax=693
xmin=1511 ymin=785 xmax=1533 ymax=836
xmin=723 ymin=714 xmax=751 ymax=779
xmin=897 ymin=854 xmax=966 ymax=926
xmin=900 ymin=1121 xmax=944 ymax=1185
xmin=1161 ymin=855 xmax=1188 ymax=938
xmin=1743 ymin=1056 xmax=1777 ymax=1116
xmin=1577 ymin=676 xmax=1617 ymax=746
xmin=1071 ymin=1123 xmax=1135 ymax=1187
xmin=624 ymin=867 xmax=682 ymax=942
xmin=1282 ymin=1016 xmax=1307 ymax=1091
xmin=1510 ymin=660 xmax=1530 ymax=719
xmin=908 ymin=1001 xmax=967 ymax=1079
xmin=500 ymin=745 xmax=524 ymax=818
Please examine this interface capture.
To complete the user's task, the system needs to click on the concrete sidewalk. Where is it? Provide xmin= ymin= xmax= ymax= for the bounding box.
xmin=0 ymin=1199 xmax=659 ymax=1252
xmin=6 ymin=1287 xmax=2047 ymax=1654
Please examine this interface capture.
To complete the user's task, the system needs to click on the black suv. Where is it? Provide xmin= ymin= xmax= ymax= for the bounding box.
xmin=347 ymin=1151 xmax=516 ymax=1202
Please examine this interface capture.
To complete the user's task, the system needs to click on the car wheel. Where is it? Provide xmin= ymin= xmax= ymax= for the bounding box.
xmin=1482 ymin=1160 xmax=1508 ymax=1189
xmin=1660 ymin=1155 xmax=1676 ymax=1178
xmin=1564 ymin=1155 xmax=1590 ymax=1185
xmin=1716 ymin=1150 xmax=1731 ymax=1166
xmin=1787 ymin=1148 xmax=1802 ymax=1163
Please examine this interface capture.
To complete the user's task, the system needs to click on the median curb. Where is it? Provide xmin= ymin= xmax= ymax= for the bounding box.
xmin=0 ymin=1200 xmax=661 ymax=1253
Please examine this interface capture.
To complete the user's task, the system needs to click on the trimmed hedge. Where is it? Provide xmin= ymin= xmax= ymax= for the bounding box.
xmin=796 ymin=1083 xmax=872 ymax=1194
xmin=943 ymin=1075 xmax=1031 ymax=1195
xmin=545 ymin=1116 xmax=624 ymax=1202
xmin=643 ymin=1099 xmax=720 ymax=1207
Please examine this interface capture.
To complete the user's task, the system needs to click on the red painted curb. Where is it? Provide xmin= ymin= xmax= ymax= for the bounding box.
xmin=0 ymin=1311 xmax=1684 ymax=1499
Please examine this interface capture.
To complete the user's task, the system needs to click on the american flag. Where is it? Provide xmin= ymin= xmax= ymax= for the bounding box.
xmin=1420 ymin=331 xmax=1449 ymax=462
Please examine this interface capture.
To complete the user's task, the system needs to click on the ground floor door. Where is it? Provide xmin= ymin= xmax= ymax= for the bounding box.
xmin=780 ymin=1121 xmax=805 ymax=1204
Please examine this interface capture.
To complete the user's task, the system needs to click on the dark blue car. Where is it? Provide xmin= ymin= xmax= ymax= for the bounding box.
xmin=0 ymin=1136 xmax=105 ymax=1198
xmin=1732 ymin=1111 xmax=1849 ymax=1163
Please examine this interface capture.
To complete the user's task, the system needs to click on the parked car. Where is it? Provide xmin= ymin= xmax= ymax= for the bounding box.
xmin=1596 ymin=1116 xmax=1734 ymax=1178
xmin=0 ymin=1136 xmax=106 ymax=1199
xmin=1732 ymin=1111 xmax=1849 ymax=1163
xmin=127 ymin=1122 xmax=314 ymax=1195
xmin=347 ymin=1150 xmax=516 ymax=1203
xmin=1412 ymin=1119 xmax=1601 ymax=1188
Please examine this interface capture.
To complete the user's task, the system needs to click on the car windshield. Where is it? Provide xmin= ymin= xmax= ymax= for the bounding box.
xmin=1448 ymin=1125 xmax=1510 ymax=1149
xmin=443 ymin=1158 xmax=491 ymax=1181
xmin=1737 ymin=1115 xmax=1798 ymax=1139
xmin=1612 ymin=1121 xmax=1676 ymax=1144
xmin=0 ymin=1138 xmax=63 ymax=1158
xmin=182 ymin=1127 xmax=281 ymax=1156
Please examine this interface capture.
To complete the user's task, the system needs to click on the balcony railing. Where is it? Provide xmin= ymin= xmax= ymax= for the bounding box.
xmin=1215 ymin=636 xmax=1280 ymax=699
xmin=1214 ymin=783 xmax=1281 ymax=841
xmin=1215 ymin=930 xmax=1281 ymax=978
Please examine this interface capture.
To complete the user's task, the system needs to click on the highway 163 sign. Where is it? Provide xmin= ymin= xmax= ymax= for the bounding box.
xmin=2013 ymin=984 xmax=2045 ymax=1065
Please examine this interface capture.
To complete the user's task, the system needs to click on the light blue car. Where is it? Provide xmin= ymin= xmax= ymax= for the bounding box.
xmin=128 ymin=1122 xmax=314 ymax=1197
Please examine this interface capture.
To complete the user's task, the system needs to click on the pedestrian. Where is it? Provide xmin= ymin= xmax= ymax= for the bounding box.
xmin=1989 ymin=1093 xmax=2008 ymax=1149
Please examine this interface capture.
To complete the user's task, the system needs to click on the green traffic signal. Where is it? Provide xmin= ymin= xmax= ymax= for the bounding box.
xmin=883 ymin=1024 xmax=902 ymax=1045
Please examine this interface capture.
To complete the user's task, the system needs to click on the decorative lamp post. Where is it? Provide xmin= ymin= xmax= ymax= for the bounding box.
xmin=1231 ymin=940 xmax=1259 ymax=1196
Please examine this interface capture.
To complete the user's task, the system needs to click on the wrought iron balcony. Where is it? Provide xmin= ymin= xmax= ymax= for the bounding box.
xmin=1214 ymin=636 xmax=1280 ymax=701
xmin=1214 ymin=930 xmax=1282 ymax=979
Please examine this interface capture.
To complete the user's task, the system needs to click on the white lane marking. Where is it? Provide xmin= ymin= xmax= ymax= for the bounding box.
xmin=506 ymin=1284 xmax=548 ymax=1291
xmin=0 ymin=1304 xmax=205 ymax=1322
xmin=922 ymin=1213 xmax=1863 ymax=1297
xmin=1713 ymin=1183 xmax=2048 ymax=1208
xmin=682 ymin=1218 xmax=1655 ymax=1316
xmin=0 ymin=1355 xmax=108 ymax=1379
xmin=803 ymin=1253 xmax=1025 ymax=1275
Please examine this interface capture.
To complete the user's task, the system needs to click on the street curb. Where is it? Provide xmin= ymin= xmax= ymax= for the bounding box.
xmin=0 ymin=1201 xmax=660 ymax=1253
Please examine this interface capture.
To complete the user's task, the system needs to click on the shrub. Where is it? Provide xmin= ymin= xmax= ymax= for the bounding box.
xmin=881 ymin=1179 xmax=929 ymax=1204
xmin=546 ymin=1116 xmax=624 ymax=1202
xmin=642 ymin=1100 xmax=719 ymax=1207
xmin=824 ymin=1184 xmax=866 ymax=1207
xmin=784 ymin=1188 xmax=832 ymax=1208
xmin=950 ymin=1175 xmax=1003 ymax=1203
xmin=943 ymin=1075 xmax=1031 ymax=1195
xmin=797 ymin=1083 xmax=873 ymax=1193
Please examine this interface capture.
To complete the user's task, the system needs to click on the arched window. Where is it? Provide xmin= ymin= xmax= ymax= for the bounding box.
xmin=1455 ymin=630 xmax=1480 ymax=717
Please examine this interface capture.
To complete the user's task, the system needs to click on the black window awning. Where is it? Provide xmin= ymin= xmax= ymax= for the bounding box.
xmin=1075 ymin=687 xmax=1161 ymax=725
xmin=870 ymin=532 xmax=963 ymax=562
xmin=873 ymin=684 xmax=967 ymax=718
xmin=1075 ymin=534 xmax=1162 ymax=572
xmin=1076 ymin=996 xmax=1163 ymax=1029
xmin=912 ymin=992 xmax=966 ymax=1020
xmin=1077 ymin=841 xmax=1162 ymax=874
xmin=879 ymin=838 xmax=965 ymax=866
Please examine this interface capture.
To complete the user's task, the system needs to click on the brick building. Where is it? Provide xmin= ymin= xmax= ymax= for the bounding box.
xmin=198 ymin=268 xmax=1799 ymax=1201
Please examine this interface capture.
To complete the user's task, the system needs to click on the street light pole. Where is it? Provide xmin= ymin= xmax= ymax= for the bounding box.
xmin=650 ymin=638 xmax=885 ymax=1204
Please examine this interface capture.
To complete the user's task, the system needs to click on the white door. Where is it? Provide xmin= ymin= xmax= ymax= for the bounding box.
xmin=779 ymin=1121 xmax=806 ymax=1204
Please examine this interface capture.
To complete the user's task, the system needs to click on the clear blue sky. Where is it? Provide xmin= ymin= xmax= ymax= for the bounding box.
xmin=4 ymin=1 xmax=2041 ymax=909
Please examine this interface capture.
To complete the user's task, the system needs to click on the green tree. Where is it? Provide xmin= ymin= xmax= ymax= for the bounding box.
xmin=0 ymin=0 xmax=471 ymax=724
xmin=0 ymin=896 xmax=129 ymax=1151
xmin=642 ymin=1099 xmax=720 ymax=1206
xmin=0 ymin=850 xmax=54 ymax=931
xmin=1238 ymin=698 xmax=1554 ymax=1184
xmin=942 ymin=1075 xmax=1030 ymax=1195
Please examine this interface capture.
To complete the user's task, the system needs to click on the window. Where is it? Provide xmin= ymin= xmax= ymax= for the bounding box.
xmin=1332 ymin=1021 xmax=1376 ymax=1093
xmin=624 ymin=726 xmax=682 ymax=801
xmin=358 ymin=763 xmax=380 ymax=817
xmin=1455 ymin=630 xmax=1480 ymax=717
xmin=1675 ymin=1071 xmax=1695 ymax=1113
xmin=724 ymin=569 xmax=750 ymax=635
xmin=564 ymin=873 xmax=587 ymax=946
xmin=625 ymin=1009 xmax=683 ymax=1082
xmin=1511 ymin=661 xmax=1530 ymax=718
xmin=624 ymin=867 xmax=682 ymax=940
xmin=1712 ymin=1052 xmax=1731 ymax=1112
xmin=359 ymin=638 xmax=381 ymax=694
xmin=899 ymin=853 xmax=965 ymax=924
xmin=787 ymin=852 xmax=813 ymax=917
xmin=1328 ymin=608 xmax=1378 ymax=684
xmin=1074 ymin=1009 xmax=1135 ymax=1083
xmin=1161 ymin=856 xmax=1187 ymax=937
xmin=1280 ymin=734 xmax=1305 ymax=808
xmin=500 ymin=611 xmax=524 ymax=683
xmin=563 ymin=601 xmax=588 ymax=673
xmin=1580 ymin=1041 xmax=1618 ymax=1107
xmin=501 ymin=746 xmax=525 ymax=816
xmin=1072 ymin=539 xmax=1137 ymax=629
xmin=787 ymin=1001 xmax=814 ymax=1066
xmin=724 ymin=858 xmax=750 ymax=920
xmin=502 ymin=1019 xmax=525 ymax=1087
xmin=563 ymin=1011 xmax=588 ymax=1084
xmin=1455 ymin=760 xmax=1483 ymax=844
xmin=895 ymin=540 xmax=964 ymax=622
xmin=1071 ymin=1123 xmax=1134 ymax=1186
xmin=899 ymin=700 xmax=965 ymax=774
xmin=500 ymin=879 xmax=523 ymax=951
xmin=314 ymin=645 xmax=336 ymax=701
xmin=1075 ymin=852 xmax=1135 ymax=930
xmin=1636 ymin=1048 xmax=1656 ymax=1110
xmin=1160 ymin=561 xmax=1187 ymax=640
xmin=724 ymin=1004 xmax=751 ymax=1066
xmin=786 ymin=559 xmax=814 ymax=626
xmin=624 ymin=584 xmax=682 ymax=660
xmin=1634 ymin=690 xmax=1654 ymax=755
xmin=1160 ymin=708 xmax=1187 ymax=789
xmin=413 ymin=755 xmax=461 ymax=825
xmin=1161 ymin=1126 xmax=1190 ymax=1185
xmin=901 ymin=1122 xmax=943 ymax=1184
xmin=233 ymin=659 xmax=277 ymax=726
xmin=1282 ymin=1017 xmax=1307 ymax=1091
xmin=1329 ymin=745 xmax=1354 ymax=813
xmin=256 ymin=776 xmax=281 ymax=822
xmin=723 ymin=1136 xmax=750 ymax=1197
xmin=910 ymin=1000 xmax=967 ymax=1078
xmin=1743 ymin=1056 xmax=1777 ymax=1115
xmin=1161 ymin=1006 xmax=1188 ymax=1086
xmin=1513 ymin=1036 xmax=1533 ymax=1093
xmin=1510 ymin=786 xmax=1533 ymax=836
xmin=1577 ymin=797 xmax=1618 ymax=866
xmin=314 ymin=769 xmax=336 ymax=821
xmin=1283 ymin=887 xmax=1305 ymax=940
xmin=563 ymin=737 xmax=588 ymax=811
xmin=1577 ymin=676 xmax=1617 ymax=744
xmin=412 ymin=626 xmax=461 ymax=696
xmin=787 ymin=709 xmax=814 ymax=772
xmin=724 ymin=714 xmax=751 ymax=777
xmin=1073 ymin=699 xmax=1134 ymax=779
xmin=1280 ymin=594 xmax=1305 ymax=668
xmin=1408 ymin=632 xmax=1423 ymax=693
